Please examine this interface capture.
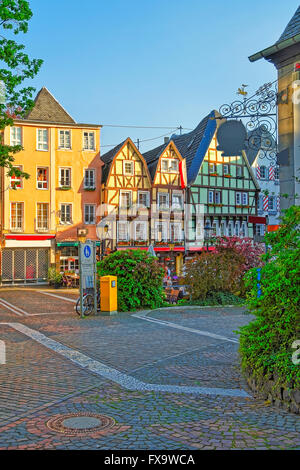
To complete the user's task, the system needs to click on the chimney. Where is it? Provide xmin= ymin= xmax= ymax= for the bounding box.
xmin=164 ymin=137 xmax=169 ymax=144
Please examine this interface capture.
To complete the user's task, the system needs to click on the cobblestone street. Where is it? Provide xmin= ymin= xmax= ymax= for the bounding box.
xmin=0 ymin=289 xmax=299 ymax=450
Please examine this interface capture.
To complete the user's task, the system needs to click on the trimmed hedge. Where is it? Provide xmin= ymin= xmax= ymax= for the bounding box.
xmin=97 ymin=249 xmax=165 ymax=312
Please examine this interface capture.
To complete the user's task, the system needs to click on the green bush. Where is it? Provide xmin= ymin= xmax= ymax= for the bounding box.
xmin=178 ymin=291 xmax=244 ymax=307
xmin=239 ymin=206 xmax=300 ymax=389
xmin=97 ymin=249 xmax=165 ymax=312
xmin=184 ymin=248 xmax=246 ymax=300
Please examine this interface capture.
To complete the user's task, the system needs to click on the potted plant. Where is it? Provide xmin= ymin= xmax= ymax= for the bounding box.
xmin=48 ymin=267 xmax=63 ymax=288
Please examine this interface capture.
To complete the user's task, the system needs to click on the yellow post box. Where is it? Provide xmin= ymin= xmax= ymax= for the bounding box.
xmin=100 ymin=276 xmax=118 ymax=315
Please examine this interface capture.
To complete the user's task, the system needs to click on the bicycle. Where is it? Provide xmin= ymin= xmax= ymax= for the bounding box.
xmin=75 ymin=289 xmax=100 ymax=316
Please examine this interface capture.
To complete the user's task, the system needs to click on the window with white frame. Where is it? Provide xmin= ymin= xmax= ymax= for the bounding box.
xmin=169 ymin=159 xmax=178 ymax=172
xmin=258 ymin=194 xmax=264 ymax=211
xmin=10 ymin=166 xmax=22 ymax=189
xmin=212 ymin=221 xmax=218 ymax=236
xmin=36 ymin=203 xmax=49 ymax=230
xmin=138 ymin=191 xmax=149 ymax=208
xmin=59 ymin=168 xmax=71 ymax=187
xmin=37 ymin=167 xmax=48 ymax=189
xmin=234 ymin=221 xmax=240 ymax=236
xmin=161 ymin=159 xmax=178 ymax=172
xmin=240 ymin=221 xmax=247 ymax=237
xmin=84 ymin=204 xmax=96 ymax=224
xmin=155 ymin=221 xmax=168 ymax=241
xmin=242 ymin=192 xmax=248 ymax=205
xmin=236 ymin=192 xmax=242 ymax=205
xmin=170 ymin=222 xmax=182 ymax=242
xmin=208 ymin=190 xmax=214 ymax=204
xmin=220 ymin=221 xmax=226 ymax=236
xmin=84 ymin=169 xmax=95 ymax=189
xmin=228 ymin=222 xmax=233 ymax=237
xmin=269 ymin=196 xmax=276 ymax=211
xmin=83 ymin=131 xmax=95 ymax=150
xmin=260 ymin=166 xmax=267 ymax=179
xmin=123 ymin=160 xmax=134 ymax=176
xmin=215 ymin=191 xmax=221 ymax=204
xmin=10 ymin=126 xmax=22 ymax=146
xmin=37 ymin=129 xmax=48 ymax=151
xmin=161 ymin=159 xmax=169 ymax=171
xmin=134 ymin=221 xmax=147 ymax=241
xmin=59 ymin=130 xmax=71 ymax=149
xmin=209 ymin=163 xmax=217 ymax=174
xmin=119 ymin=191 xmax=132 ymax=209
xmin=275 ymin=167 xmax=279 ymax=180
xmin=223 ymin=164 xmax=230 ymax=175
xmin=158 ymin=192 xmax=169 ymax=210
xmin=117 ymin=221 xmax=129 ymax=241
xmin=172 ymin=193 xmax=183 ymax=210
xmin=256 ymin=224 xmax=265 ymax=236
xmin=60 ymin=204 xmax=72 ymax=224
xmin=10 ymin=202 xmax=23 ymax=230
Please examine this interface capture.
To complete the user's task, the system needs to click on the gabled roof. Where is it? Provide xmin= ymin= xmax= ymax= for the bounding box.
xmin=101 ymin=137 xmax=151 ymax=185
xmin=277 ymin=6 xmax=300 ymax=42
xmin=143 ymin=140 xmax=183 ymax=180
xmin=101 ymin=140 xmax=127 ymax=184
xmin=249 ymin=6 xmax=300 ymax=62
xmin=143 ymin=110 xmax=220 ymax=185
xmin=25 ymin=87 xmax=76 ymax=124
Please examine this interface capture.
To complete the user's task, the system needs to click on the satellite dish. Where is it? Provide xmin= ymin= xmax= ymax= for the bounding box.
xmin=216 ymin=120 xmax=247 ymax=156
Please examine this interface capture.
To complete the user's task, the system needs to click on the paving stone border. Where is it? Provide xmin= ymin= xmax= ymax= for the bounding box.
xmin=245 ymin=369 xmax=300 ymax=415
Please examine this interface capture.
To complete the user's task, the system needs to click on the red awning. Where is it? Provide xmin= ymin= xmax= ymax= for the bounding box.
xmin=248 ymin=216 xmax=267 ymax=224
xmin=188 ymin=246 xmax=216 ymax=252
xmin=5 ymin=234 xmax=56 ymax=241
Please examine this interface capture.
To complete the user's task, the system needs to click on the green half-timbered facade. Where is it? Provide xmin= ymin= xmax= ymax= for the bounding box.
xmin=172 ymin=110 xmax=260 ymax=251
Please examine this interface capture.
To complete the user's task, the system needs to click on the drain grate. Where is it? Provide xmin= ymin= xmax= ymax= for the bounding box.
xmin=46 ymin=413 xmax=115 ymax=436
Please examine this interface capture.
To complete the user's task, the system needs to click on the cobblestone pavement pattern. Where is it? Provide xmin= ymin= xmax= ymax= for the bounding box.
xmin=0 ymin=289 xmax=299 ymax=450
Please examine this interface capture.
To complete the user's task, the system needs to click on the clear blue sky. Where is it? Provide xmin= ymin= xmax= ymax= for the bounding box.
xmin=24 ymin=0 xmax=299 ymax=152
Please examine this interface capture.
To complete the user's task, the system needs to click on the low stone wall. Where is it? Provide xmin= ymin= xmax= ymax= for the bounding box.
xmin=245 ymin=370 xmax=300 ymax=414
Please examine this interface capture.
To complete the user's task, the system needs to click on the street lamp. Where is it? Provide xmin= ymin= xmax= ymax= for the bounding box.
xmin=204 ymin=223 xmax=213 ymax=251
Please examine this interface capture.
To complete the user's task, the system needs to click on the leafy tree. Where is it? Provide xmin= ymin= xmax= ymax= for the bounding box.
xmin=239 ymin=206 xmax=300 ymax=388
xmin=98 ymin=249 xmax=165 ymax=311
xmin=0 ymin=0 xmax=42 ymax=181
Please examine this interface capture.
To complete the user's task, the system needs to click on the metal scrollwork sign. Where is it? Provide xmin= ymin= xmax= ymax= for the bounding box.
xmin=217 ymin=82 xmax=278 ymax=165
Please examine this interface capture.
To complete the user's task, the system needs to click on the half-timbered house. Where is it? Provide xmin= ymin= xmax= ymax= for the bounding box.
xmin=170 ymin=110 xmax=260 ymax=254
xmin=100 ymin=138 xmax=152 ymax=251
xmin=143 ymin=140 xmax=185 ymax=275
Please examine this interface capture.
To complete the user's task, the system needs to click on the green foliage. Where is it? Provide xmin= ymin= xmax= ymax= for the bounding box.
xmin=98 ymin=250 xmax=165 ymax=311
xmin=239 ymin=206 xmax=300 ymax=388
xmin=184 ymin=249 xmax=246 ymax=300
xmin=0 ymin=0 xmax=43 ymax=178
xmin=178 ymin=291 xmax=244 ymax=307
xmin=184 ymin=237 xmax=263 ymax=301
xmin=48 ymin=267 xmax=62 ymax=285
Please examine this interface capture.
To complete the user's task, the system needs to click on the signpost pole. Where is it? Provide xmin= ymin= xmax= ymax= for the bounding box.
xmin=79 ymin=241 xmax=84 ymax=318
xmin=93 ymin=241 xmax=97 ymax=315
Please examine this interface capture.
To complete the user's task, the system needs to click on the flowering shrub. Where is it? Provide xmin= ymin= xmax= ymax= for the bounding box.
xmin=239 ymin=206 xmax=300 ymax=389
xmin=98 ymin=249 xmax=164 ymax=311
xmin=184 ymin=237 xmax=264 ymax=301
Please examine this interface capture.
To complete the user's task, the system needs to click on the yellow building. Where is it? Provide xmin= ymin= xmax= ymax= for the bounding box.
xmin=0 ymin=87 xmax=102 ymax=284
